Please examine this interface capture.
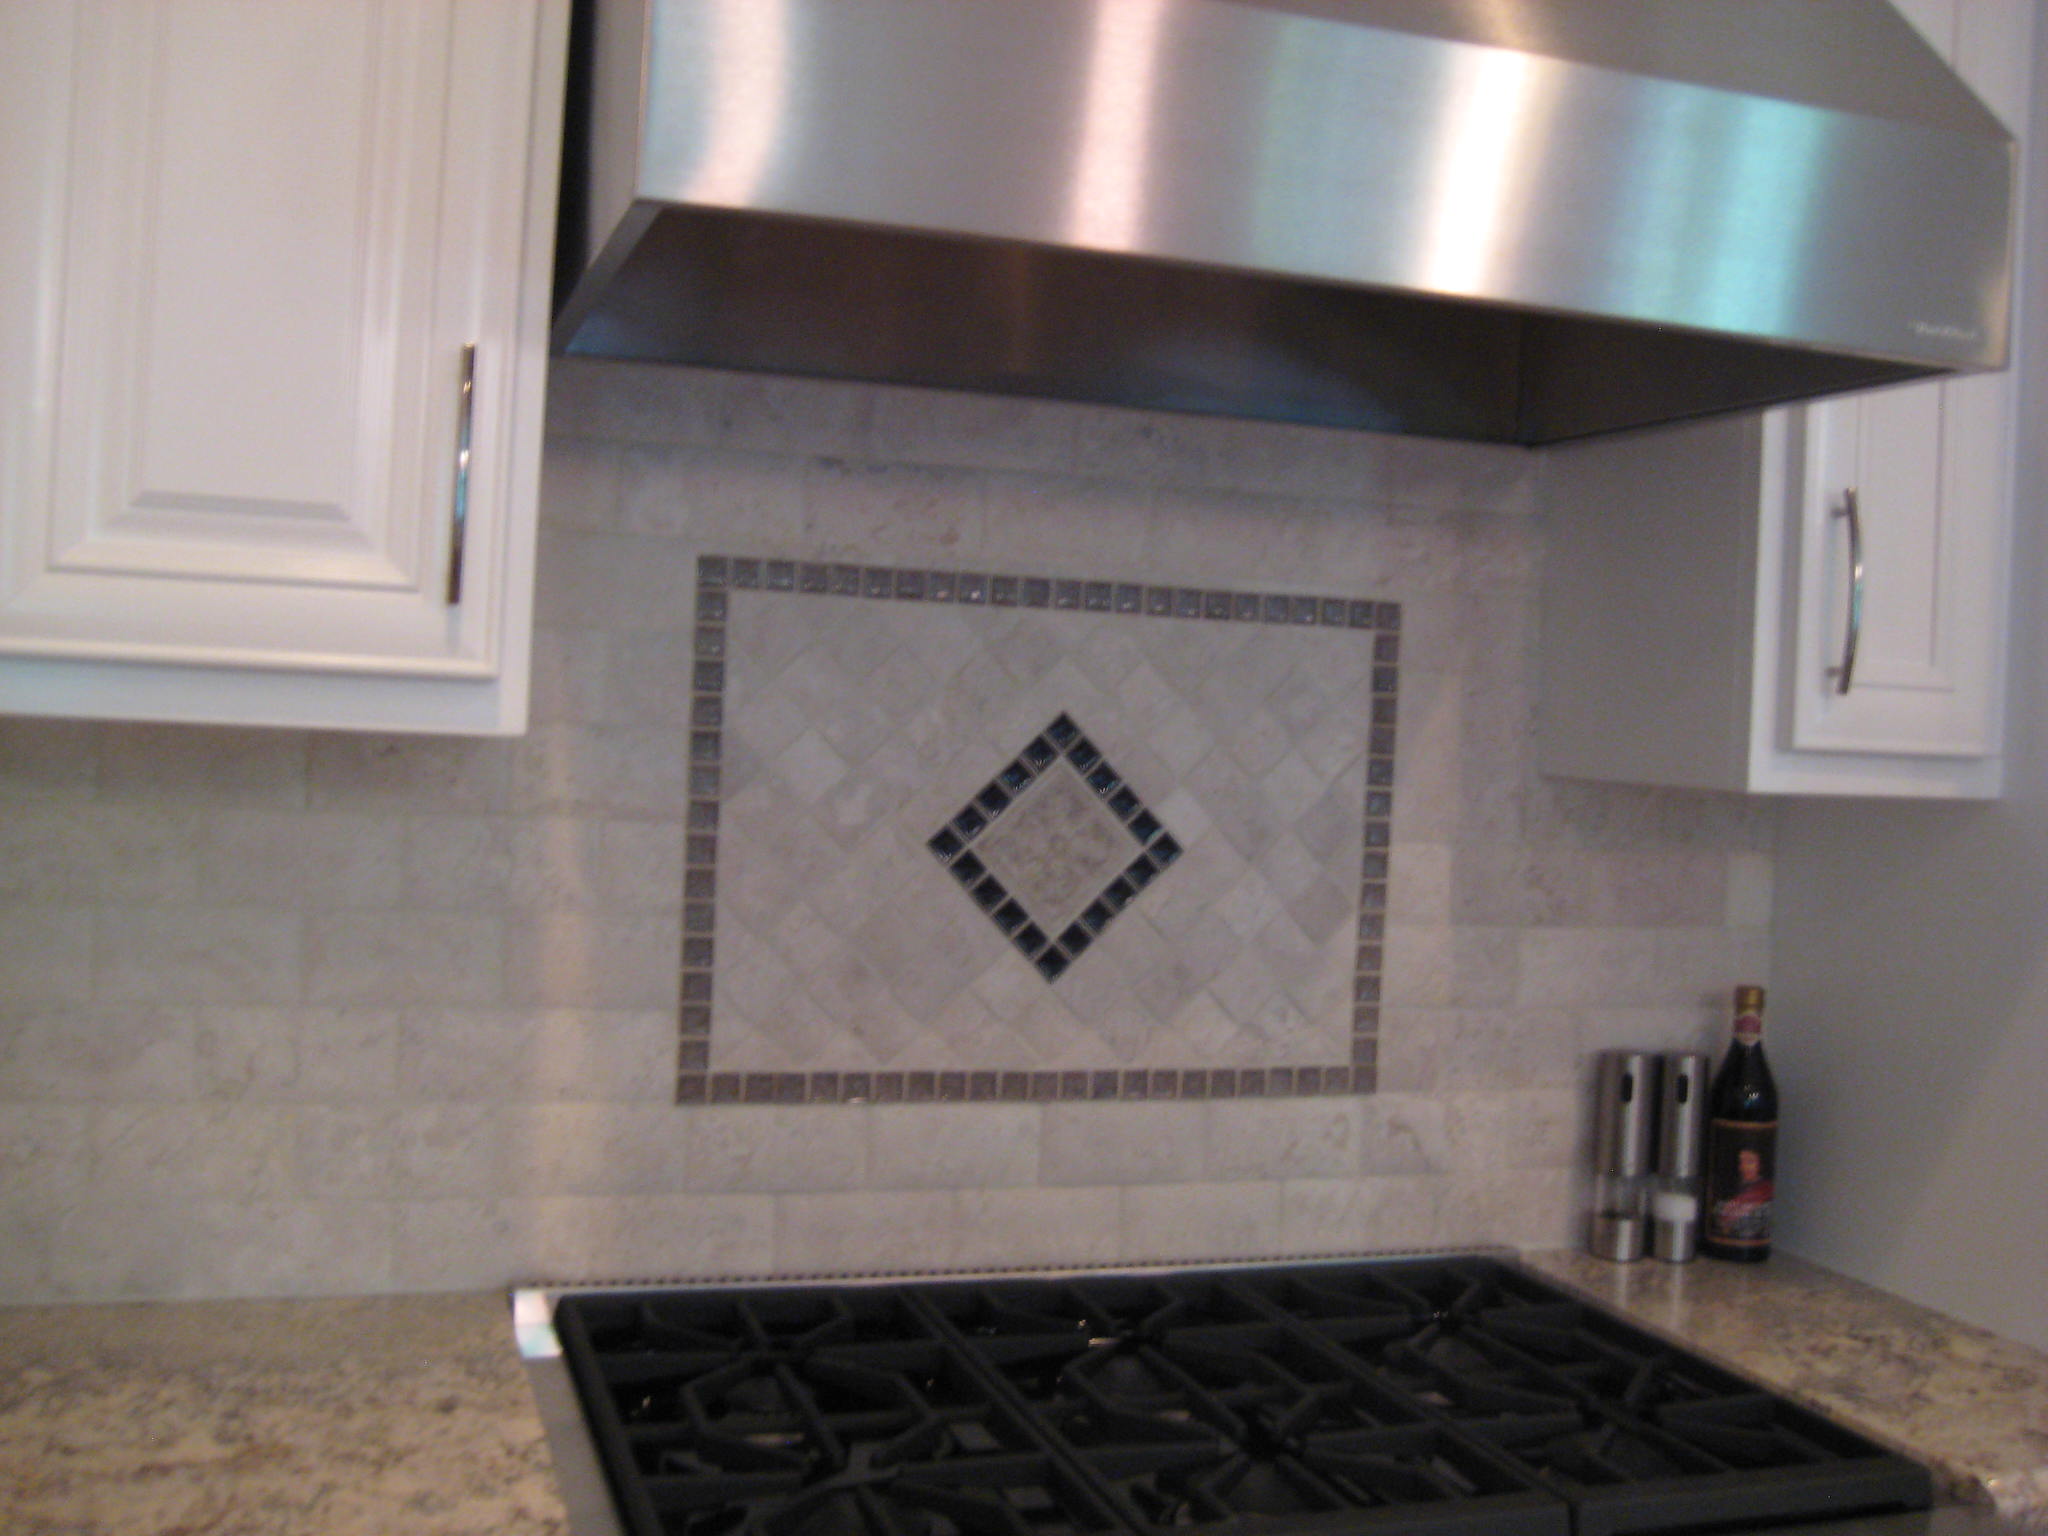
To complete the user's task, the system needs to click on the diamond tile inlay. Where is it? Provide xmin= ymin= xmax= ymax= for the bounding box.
xmin=930 ymin=715 xmax=1180 ymax=982
xmin=679 ymin=553 xmax=1400 ymax=1105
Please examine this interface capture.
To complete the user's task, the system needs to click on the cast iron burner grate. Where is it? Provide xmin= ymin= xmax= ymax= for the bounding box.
xmin=552 ymin=1259 xmax=1931 ymax=1536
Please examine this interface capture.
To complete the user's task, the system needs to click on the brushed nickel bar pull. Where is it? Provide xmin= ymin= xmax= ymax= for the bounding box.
xmin=1826 ymin=486 xmax=1864 ymax=695
xmin=445 ymin=343 xmax=477 ymax=606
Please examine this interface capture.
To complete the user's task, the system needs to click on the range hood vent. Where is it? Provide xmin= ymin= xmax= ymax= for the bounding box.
xmin=554 ymin=0 xmax=2015 ymax=446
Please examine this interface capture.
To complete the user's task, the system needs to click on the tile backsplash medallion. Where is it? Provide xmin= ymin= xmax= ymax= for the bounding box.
xmin=0 ymin=362 xmax=1772 ymax=1301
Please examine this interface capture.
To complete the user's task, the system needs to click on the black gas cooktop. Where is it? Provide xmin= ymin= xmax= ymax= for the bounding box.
xmin=549 ymin=1256 xmax=1931 ymax=1536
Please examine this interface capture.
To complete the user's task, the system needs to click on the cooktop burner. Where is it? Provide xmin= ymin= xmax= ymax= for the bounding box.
xmin=550 ymin=1257 xmax=1931 ymax=1536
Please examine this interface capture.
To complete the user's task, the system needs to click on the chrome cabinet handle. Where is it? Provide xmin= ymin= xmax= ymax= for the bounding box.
xmin=445 ymin=343 xmax=476 ymax=606
xmin=1826 ymin=486 xmax=1864 ymax=695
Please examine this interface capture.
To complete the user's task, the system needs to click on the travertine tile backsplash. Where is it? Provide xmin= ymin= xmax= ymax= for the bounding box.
xmin=0 ymin=361 xmax=1772 ymax=1301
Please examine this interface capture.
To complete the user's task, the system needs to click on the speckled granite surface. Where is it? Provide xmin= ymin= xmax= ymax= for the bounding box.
xmin=1521 ymin=1250 xmax=2048 ymax=1531
xmin=3 ymin=1263 xmax=2044 ymax=1535
xmin=0 ymin=1292 xmax=568 ymax=1536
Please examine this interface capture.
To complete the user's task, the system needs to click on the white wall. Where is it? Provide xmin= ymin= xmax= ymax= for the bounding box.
xmin=1769 ymin=0 xmax=2048 ymax=1354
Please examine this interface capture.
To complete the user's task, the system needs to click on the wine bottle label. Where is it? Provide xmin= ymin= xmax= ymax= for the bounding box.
xmin=1732 ymin=1010 xmax=1763 ymax=1045
xmin=1705 ymin=1119 xmax=1776 ymax=1248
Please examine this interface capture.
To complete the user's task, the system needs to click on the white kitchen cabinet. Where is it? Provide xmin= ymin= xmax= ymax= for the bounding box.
xmin=1540 ymin=0 xmax=2029 ymax=799
xmin=0 ymin=0 xmax=567 ymax=735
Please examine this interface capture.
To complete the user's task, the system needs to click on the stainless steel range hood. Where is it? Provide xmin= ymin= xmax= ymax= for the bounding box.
xmin=552 ymin=0 xmax=2015 ymax=446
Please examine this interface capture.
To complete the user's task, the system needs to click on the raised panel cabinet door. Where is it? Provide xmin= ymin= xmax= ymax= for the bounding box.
xmin=1783 ymin=376 xmax=2002 ymax=759
xmin=0 ymin=0 xmax=562 ymax=733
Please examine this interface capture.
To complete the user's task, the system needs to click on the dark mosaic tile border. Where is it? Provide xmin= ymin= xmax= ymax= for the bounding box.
xmin=676 ymin=555 xmax=1400 ymax=1106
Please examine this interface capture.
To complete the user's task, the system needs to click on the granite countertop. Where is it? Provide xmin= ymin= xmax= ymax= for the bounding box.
xmin=0 ymin=1292 xmax=568 ymax=1536
xmin=1521 ymin=1250 xmax=2048 ymax=1531
xmin=4 ymin=1261 xmax=2046 ymax=1535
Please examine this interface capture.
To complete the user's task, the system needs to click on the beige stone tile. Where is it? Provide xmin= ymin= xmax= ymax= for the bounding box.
xmin=774 ymin=1189 xmax=965 ymax=1274
xmin=1386 ymin=435 xmax=1539 ymax=517
xmin=496 ymin=816 xmax=685 ymax=912
xmin=620 ymin=443 xmax=803 ymax=544
xmin=1185 ymin=414 xmax=1388 ymax=503
xmin=0 ymin=906 xmax=90 ymax=1005
xmin=1516 ymin=927 xmax=1766 ymax=1009
xmin=1278 ymin=1175 xmax=1452 ymax=1255
xmin=497 ymin=1105 xmax=693 ymax=1196
xmin=800 ymin=459 xmax=984 ymax=556
xmin=711 ymin=371 xmax=874 ymax=458
xmin=96 ymin=724 xmax=308 ymax=807
xmin=0 ymin=1005 xmax=197 ymax=1101
xmin=687 ymin=1107 xmax=870 ymax=1193
xmin=502 ymin=911 xmax=678 ymax=1011
xmin=1417 ymin=1007 xmax=1582 ymax=1091
xmin=198 ymin=809 xmax=405 ymax=908
xmin=292 ymin=1104 xmax=403 ymax=1198
xmin=305 ymin=912 xmax=505 ymax=1007
xmin=1356 ymin=1094 xmax=1453 ymax=1175
xmin=1439 ymin=1087 xmax=1581 ymax=1172
xmin=1041 ymin=1101 xmax=1208 ymax=1186
xmin=509 ymin=724 xmax=691 ymax=817
xmin=88 ymin=1104 xmax=298 ymax=1202
xmin=0 ymin=801 xmax=202 ymax=904
xmin=0 ymin=1198 xmax=58 ymax=1299
xmin=307 ymin=734 xmax=514 ymax=813
xmin=399 ymin=813 xmax=519 ymax=910
xmin=537 ymin=431 xmax=624 ymax=532
xmin=0 ymin=1104 xmax=89 ymax=1204
xmin=395 ymin=1192 xmax=777 ymax=1288
xmin=386 ymin=1104 xmax=514 ymax=1199
xmin=1117 ymin=1181 xmax=1286 ymax=1264
xmin=869 ymin=386 xmax=1083 ymax=475
xmin=534 ymin=526 xmax=699 ymax=631
xmin=1449 ymin=1166 xmax=1582 ymax=1250
xmin=53 ymin=1194 xmax=394 ymax=1300
xmin=544 ymin=358 xmax=726 ymax=446
xmin=949 ymin=1185 xmax=1127 ymax=1269
xmin=528 ymin=626 xmax=616 ymax=726
xmin=1727 ymin=851 xmax=1774 ymax=928
xmin=397 ymin=1008 xmax=678 ymax=1103
xmin=1204 ymin=1098 xmax=1363 ymax=1181
xmin=869 ymin=1104 xmax=1041 ymax=1189
xmin=94 ymin=906 xmax=299 ymax=1005
xmin=0 ymin=717 xmax=97 ymax=798
xmin=977 ymin=471 xmax=1157 ymax=571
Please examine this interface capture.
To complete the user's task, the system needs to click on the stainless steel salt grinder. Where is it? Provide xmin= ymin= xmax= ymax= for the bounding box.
xmin=1652 ymin=1051 xmax=1709 ymax=1262
xmin=1589 ymin=1050 xmax=1659 ymax=1262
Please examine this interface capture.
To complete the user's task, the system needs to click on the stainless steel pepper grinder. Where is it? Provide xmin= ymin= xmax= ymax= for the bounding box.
xmin=1652 ymin=1051 xmax=1709 ymax=1262
xmin=1589 ymin=1050 xmax=1658 ymax=1262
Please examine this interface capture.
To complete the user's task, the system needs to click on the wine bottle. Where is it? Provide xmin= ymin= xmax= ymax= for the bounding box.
xmin=1702 ymin=984 xmax=1778 ymax=1262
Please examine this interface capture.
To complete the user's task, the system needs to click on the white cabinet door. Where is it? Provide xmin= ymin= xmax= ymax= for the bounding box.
xmin=1780 ymin=381 xmax=2002 ymax=762
xmin=0 ymin=0 xmax=565 ymax=734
